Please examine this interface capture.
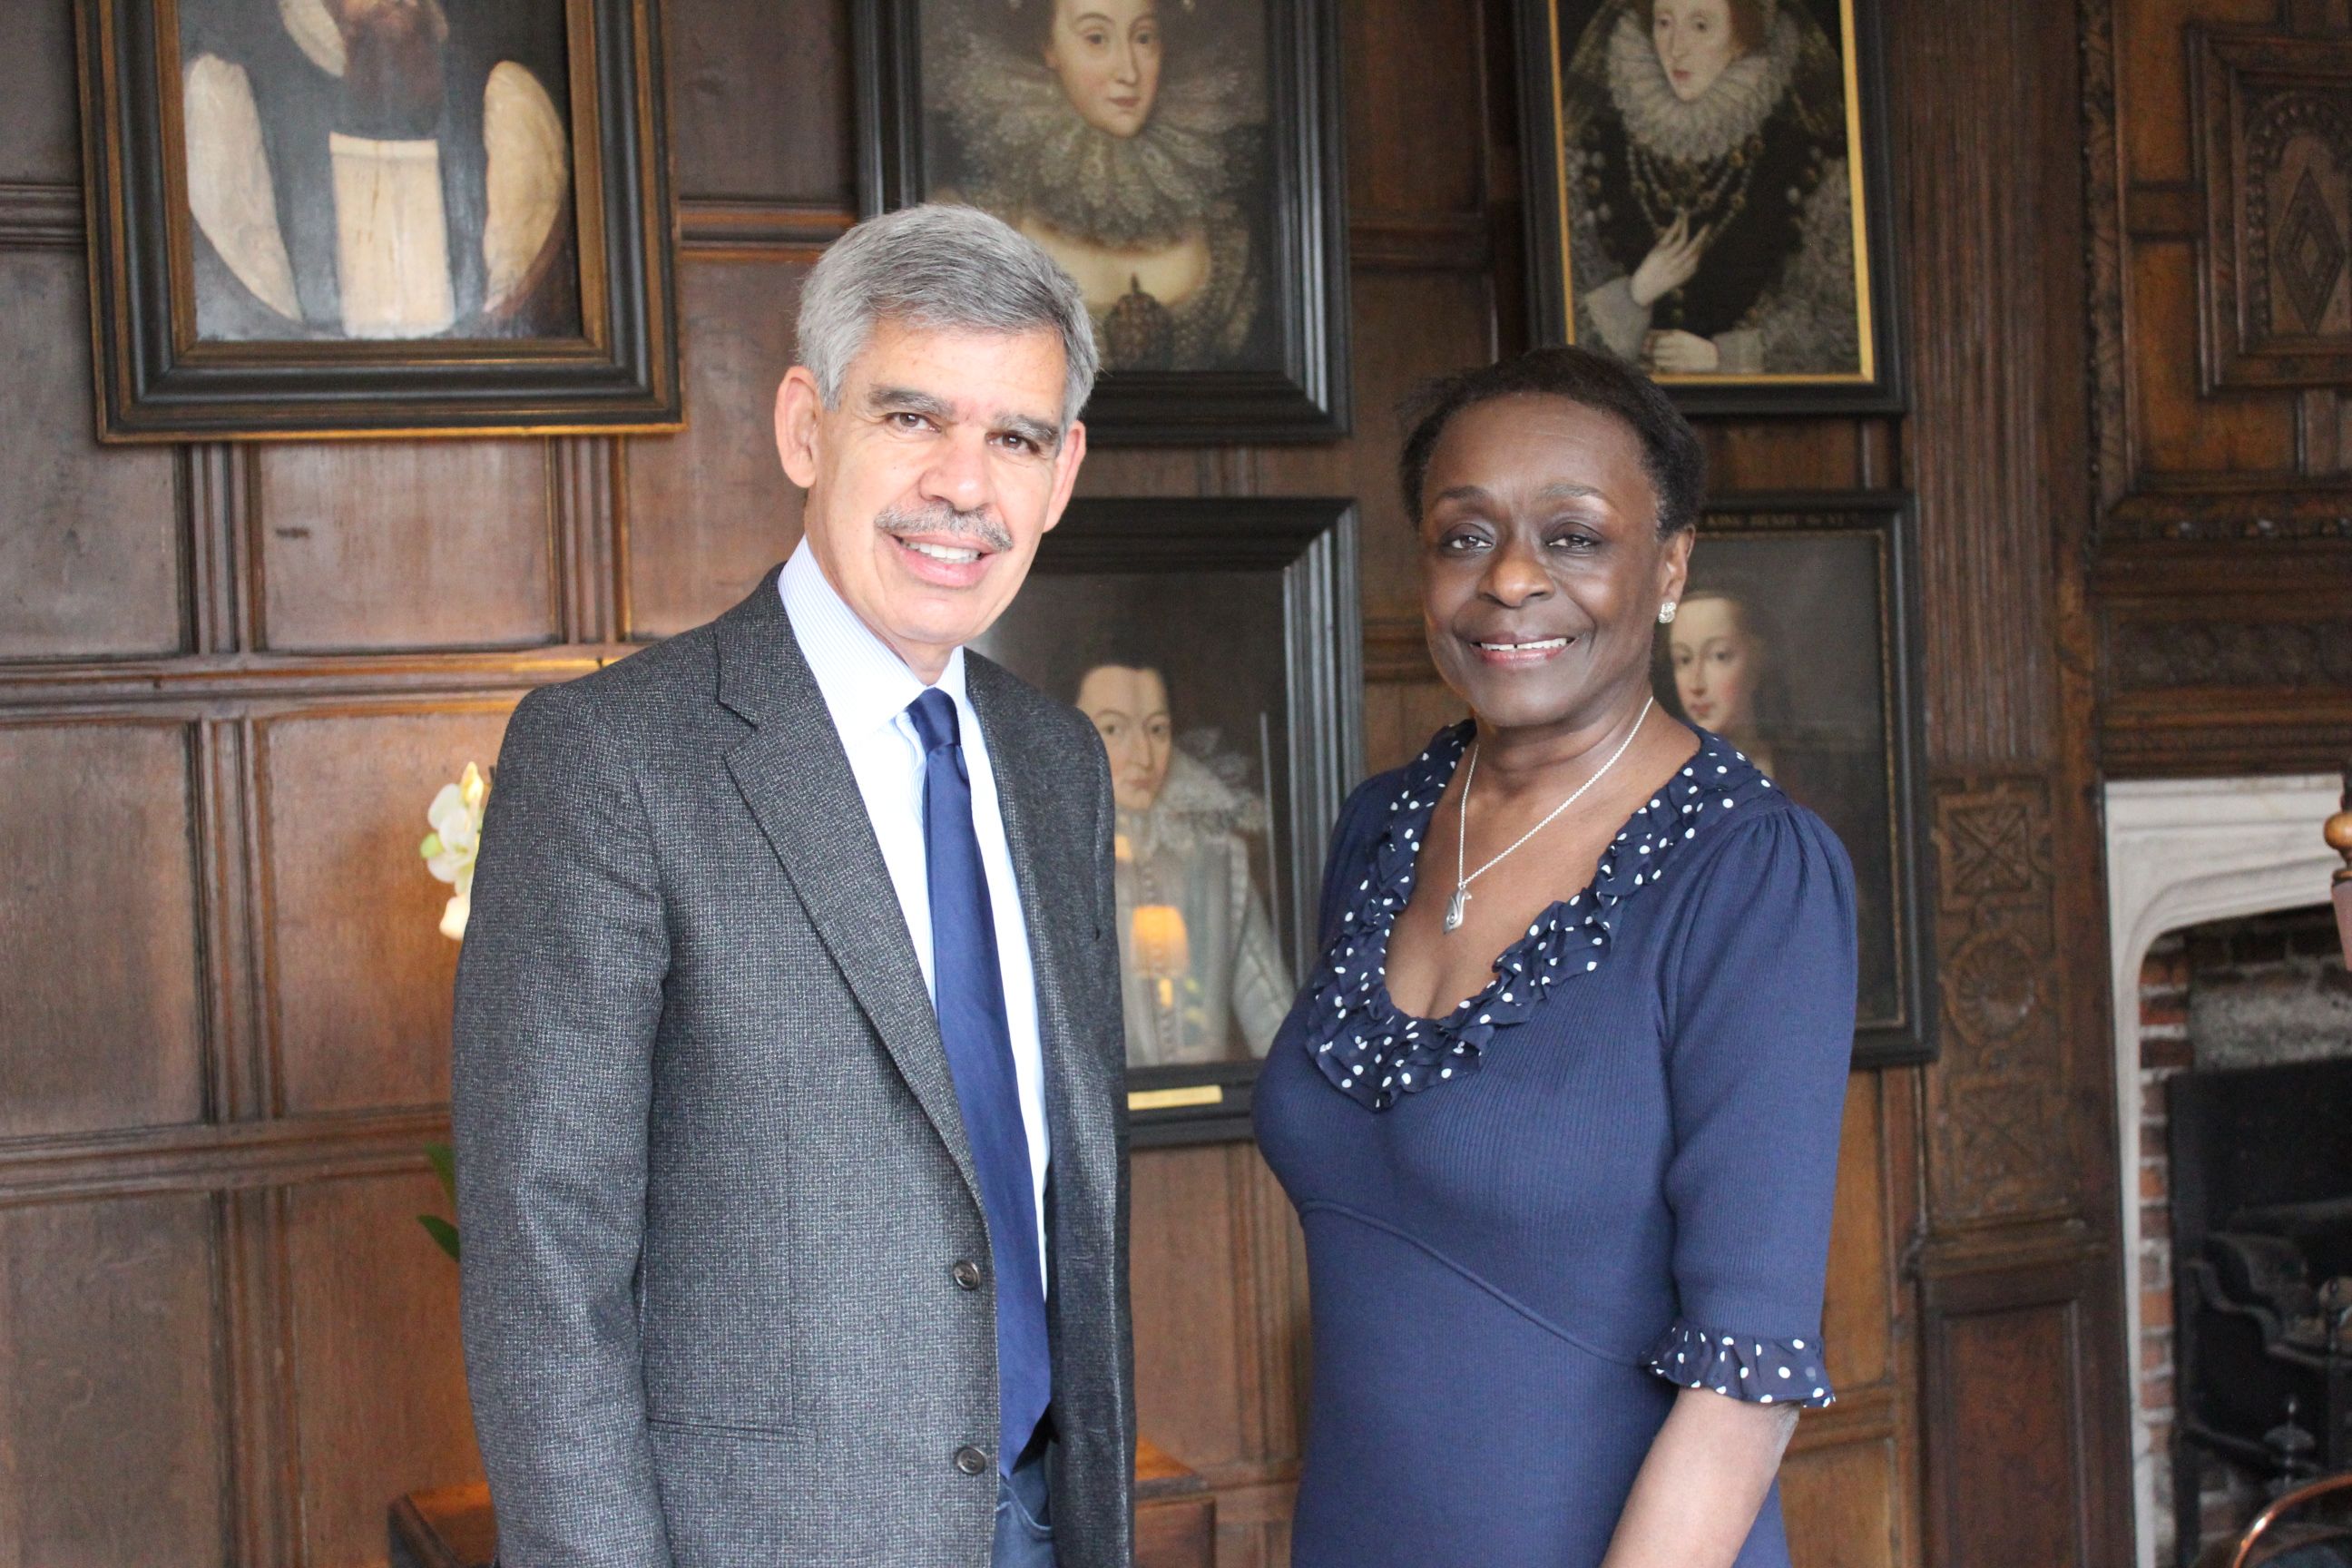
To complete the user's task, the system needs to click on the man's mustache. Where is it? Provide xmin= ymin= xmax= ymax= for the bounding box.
xmin=874 ymin=501 xmax=1013 ymax=554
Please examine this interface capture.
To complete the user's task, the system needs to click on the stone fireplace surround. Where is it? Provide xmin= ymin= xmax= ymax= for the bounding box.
xmin=2104 ymin=773 xmax=2347 ymax=1568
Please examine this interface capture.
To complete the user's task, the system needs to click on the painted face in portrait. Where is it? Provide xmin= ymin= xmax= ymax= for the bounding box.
xmin=1649 ymin=0 xmax=1749 ymax=103
xmin=1076 ymin=663 xmax=1175 ymax=811
xmin=776 ymin=318 xmax=1088 ymax=680
xmin=1417 ymin=394 xmax=1691 ymax=736
xmin=1668 ymin=592 xmax=1766 ymax=734
xmin=1043 ymin=0 xmax=1165 ymax=138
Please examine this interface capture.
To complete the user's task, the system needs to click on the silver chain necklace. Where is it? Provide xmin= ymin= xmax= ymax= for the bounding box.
xmin=1445 ymin=696 xmax=1655 ymax=934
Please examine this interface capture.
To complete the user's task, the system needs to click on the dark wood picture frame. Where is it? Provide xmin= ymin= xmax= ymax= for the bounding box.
xmin=851 ymin=0 xmax=1350 ymax=444
xmin=75 ymin=0 xmax=681 ymax=441
xmin=1513 ymin=0 xmax=1905 ymax=416
xmin=1675 ymin=490 xmax=1933 ymax=1064
xmin=975 ymin=497 xmax=1362 ymax=1143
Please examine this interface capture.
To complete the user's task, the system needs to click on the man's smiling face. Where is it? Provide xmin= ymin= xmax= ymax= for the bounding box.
xmin=776 ymin=316 xmax=1088 ymax=681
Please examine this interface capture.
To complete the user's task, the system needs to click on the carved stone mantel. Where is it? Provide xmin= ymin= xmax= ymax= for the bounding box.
xmin=2102 ymin=770 xmax=2345 ymax=1568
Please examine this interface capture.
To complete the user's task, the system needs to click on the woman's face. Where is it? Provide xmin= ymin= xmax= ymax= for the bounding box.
xmin=1417 ymin=395 xmax=1691 ymax=739
xmin=1044 ymin=0 xmax=1164 ymax=139
xmin=1669 ymin=593 xmax=1764 ymax=734
xmin=1651 ymin=0 xmax=1745 ymax=103
xmin=1076 ymin=664 xmax=1174 ymax=812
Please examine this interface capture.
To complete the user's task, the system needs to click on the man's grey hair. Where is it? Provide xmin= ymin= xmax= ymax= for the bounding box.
xmin=796 ymin=204 xmax=1100 ymax=430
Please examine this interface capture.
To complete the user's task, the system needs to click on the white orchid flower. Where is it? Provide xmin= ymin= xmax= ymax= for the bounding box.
xmin=420 ymin=761 xmax=491 ymax=941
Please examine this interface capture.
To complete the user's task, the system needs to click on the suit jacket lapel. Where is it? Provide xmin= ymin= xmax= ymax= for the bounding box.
xmin=714 ymin=575 xmax=983 ymax=1210
xmin=966 ymin=656 xmax=1120 ymax=1288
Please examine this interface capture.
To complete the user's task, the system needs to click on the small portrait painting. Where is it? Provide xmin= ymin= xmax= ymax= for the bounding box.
xmin=1651 ymin=497 xmax=1933 ymax=1063
xmin=177 ymin=0 xmax=581 ymax=342
xmin=967 ymin=496 xmax=1361 ymax=1132
xmin=916 ymin=0 xmax=1276 ymax=374
xmin=1519 ymin=0 xmax=1899 ymax=409
xmin=979 ymin=577 xmax=1294 ymax=1069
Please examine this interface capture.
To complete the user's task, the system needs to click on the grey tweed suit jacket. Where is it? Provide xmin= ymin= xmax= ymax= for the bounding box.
xmin=453 ymin=568 xmax=1135 ymax=1568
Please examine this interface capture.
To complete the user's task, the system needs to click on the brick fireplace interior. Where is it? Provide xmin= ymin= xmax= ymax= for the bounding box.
xmin=2136 ymin=906 xmax=2352 ymax=1565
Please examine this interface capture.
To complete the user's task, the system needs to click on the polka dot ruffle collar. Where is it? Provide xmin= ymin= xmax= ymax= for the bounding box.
xmin=1303 ymin=721 xmax=1776 ymax=1112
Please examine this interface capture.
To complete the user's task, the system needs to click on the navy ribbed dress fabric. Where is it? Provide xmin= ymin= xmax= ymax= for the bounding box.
xmin=1254 ymin=724 xmax=1857 ymax=1568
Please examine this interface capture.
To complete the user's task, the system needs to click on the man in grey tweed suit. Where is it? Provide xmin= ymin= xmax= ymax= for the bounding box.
xmin=455 ymin=205 xmax=1132 ymax=1568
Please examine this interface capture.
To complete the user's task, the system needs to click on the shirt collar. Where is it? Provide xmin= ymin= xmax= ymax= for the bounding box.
xmin=779 ymin=542 xmax=969 ymax=739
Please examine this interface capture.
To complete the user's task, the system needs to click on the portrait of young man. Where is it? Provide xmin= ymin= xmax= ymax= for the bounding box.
xmin=451 ymin=202 xmax=1133 ymax=1568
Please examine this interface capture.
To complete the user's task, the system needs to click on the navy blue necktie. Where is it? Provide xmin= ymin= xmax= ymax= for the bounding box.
xmin=906 ymin=688 xmax=1051 ymax=1475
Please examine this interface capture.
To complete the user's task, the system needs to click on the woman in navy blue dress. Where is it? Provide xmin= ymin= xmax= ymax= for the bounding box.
xmin=1254 ymin=347 xmax=1856 ymax=1567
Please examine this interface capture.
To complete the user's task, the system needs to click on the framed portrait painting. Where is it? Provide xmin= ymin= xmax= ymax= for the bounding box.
xmin=973 ymin=497 xmax=1361 ymax=1142
xmin=853 ymin=0 xmax=1349 ymax=443
xmin=1514 ymin=0 xmax=1903 ymax=414
xmin=77 ymin=0 xmax=680 ymax=440
xmin=1660 ymin=491 xmax=1933 ymax=1063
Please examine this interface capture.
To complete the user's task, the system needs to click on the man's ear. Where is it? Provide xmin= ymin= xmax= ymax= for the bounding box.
xmin=1038 ymin=419 xmax=1090 ymax=536
xmin=776 ymin=368 xmax=824 ymax=489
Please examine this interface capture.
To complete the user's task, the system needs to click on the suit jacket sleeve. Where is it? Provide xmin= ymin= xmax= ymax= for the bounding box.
xmin=453 ymin=682 xmax=674 ymax=1568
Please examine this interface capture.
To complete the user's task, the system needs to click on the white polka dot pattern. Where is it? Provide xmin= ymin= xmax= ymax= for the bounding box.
xmin=1645 ymin=1321 xmax=1835 ymax=1408
xmin=1301 ymin=722 xmax=1779 ymax=1112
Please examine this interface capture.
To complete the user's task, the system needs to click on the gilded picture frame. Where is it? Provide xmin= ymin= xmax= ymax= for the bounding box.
xmin=76 ymin=0 xmax=680 ymax=441
xmin=974 ymin=496 xmax=1362 ymax=1142
xmin=853 ymin=0 xmax=1350 ymax=444
xmin=1514 ymin=0 xmax=1904 ymax=415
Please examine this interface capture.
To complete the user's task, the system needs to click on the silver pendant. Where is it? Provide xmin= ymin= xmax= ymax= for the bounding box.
xmin=1444 ymin=887 xmax=1468 ymax=933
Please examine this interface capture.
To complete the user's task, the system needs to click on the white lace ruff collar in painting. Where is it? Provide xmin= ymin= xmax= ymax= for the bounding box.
xmin=1604 ymin=7 xmax=1801 ymax=165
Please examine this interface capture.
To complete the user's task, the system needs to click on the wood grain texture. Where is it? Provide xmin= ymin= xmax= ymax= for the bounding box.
xmin=665 ymin=0 xmax=852 ymax=206
xmin=1886 ymin=0 xmax=2074 ymax=768
xmin=257 ymin=706 xmax=516 ymax=1117
xmin=1256 ymin=269 xmax=1495 ymax=622
xmin=622 ymin=257 xmax=808 ymax=639
xmin=253 ymin=444 xmax=559 ymax=654
xmin=0 ymin=252 xmax=185 ymax=662
xmin=0 ymin=1195 xmax=227 ymax=1568
xmin=0 ymin=0 xmax=78 ymax=184
xmin=0 ymin=720 xmax=206 ymax=1140
xmin=1343 ymin=0 xmax=1486 ymax=216
xmin=1924 ymin=1282 xmax=2094 ymax=1568
xmin=1780 ymin=1435 xmax=1899 ymax=1568
xmin=281 ymin=1174 xmax=481 ymax=1568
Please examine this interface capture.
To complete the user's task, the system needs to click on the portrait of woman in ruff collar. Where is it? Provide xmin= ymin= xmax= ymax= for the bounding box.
xmin=1533 ymin=0 xmax=1891 ymax=391
xmin=918 ymin=0 xmax=1275 ymax=373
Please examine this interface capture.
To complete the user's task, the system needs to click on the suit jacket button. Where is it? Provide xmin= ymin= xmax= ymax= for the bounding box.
xmin=954 ymin=1446 xmax=989 ymax=1476
xmin=952 ymin=1259 xmax=984 ymax=1291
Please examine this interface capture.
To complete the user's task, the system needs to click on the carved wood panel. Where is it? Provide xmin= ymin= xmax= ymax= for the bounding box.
xmin=2194 ymin=28 xmax=2352 ymax=385
xmin=0 ymin=1195 xmax=228 ymax=1567
xmin=0 ymin=720 xmax=207 ymax=1140
xmin=1924 ymin=778 xmax=2079 ymax=1227
xmin=2085 ymin=0 xmax=2352 ymax=769
xmin=0 ymin=251 xmax=186 ymax=662
xmin=622 ymin=255 xmax=810 ymax=639
xmin=282 ymin=1173 xmax=483 ymax=1568
xmin=257 ymin=706 xmax=518 ymax=1118
xmin=254 ymin=444 xmax=562 ymax=654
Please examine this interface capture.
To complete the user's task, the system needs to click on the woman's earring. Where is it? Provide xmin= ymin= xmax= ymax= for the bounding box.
xmin=1658 ymin=601 xmax=1678 ymax=624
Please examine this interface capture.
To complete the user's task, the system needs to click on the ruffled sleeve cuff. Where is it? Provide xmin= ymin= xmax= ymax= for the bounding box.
xmin=1644 ymin=1320 xmax=1835 ymax=1408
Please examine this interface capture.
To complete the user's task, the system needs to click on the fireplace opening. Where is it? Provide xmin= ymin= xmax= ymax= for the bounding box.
xmin=2138 ymin=906 xmax=2352 ymax=1567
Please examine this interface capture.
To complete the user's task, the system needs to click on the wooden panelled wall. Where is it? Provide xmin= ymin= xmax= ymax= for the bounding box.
xmin=2082 ymin=0 xmax=2352 ymax=779
xmin=0 ymin=0 xmax=2150 ymax=1563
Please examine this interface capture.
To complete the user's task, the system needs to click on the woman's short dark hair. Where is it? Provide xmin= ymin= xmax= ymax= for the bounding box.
xmin=1397 ymin=346 xmax=1708 ymax=537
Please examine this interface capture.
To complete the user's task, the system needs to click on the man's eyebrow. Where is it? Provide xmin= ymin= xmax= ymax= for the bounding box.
xmin=998 ymin=413 xmax=1063 ymax=452
xmin=864 ymin=385 xmax=956 ymax=421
